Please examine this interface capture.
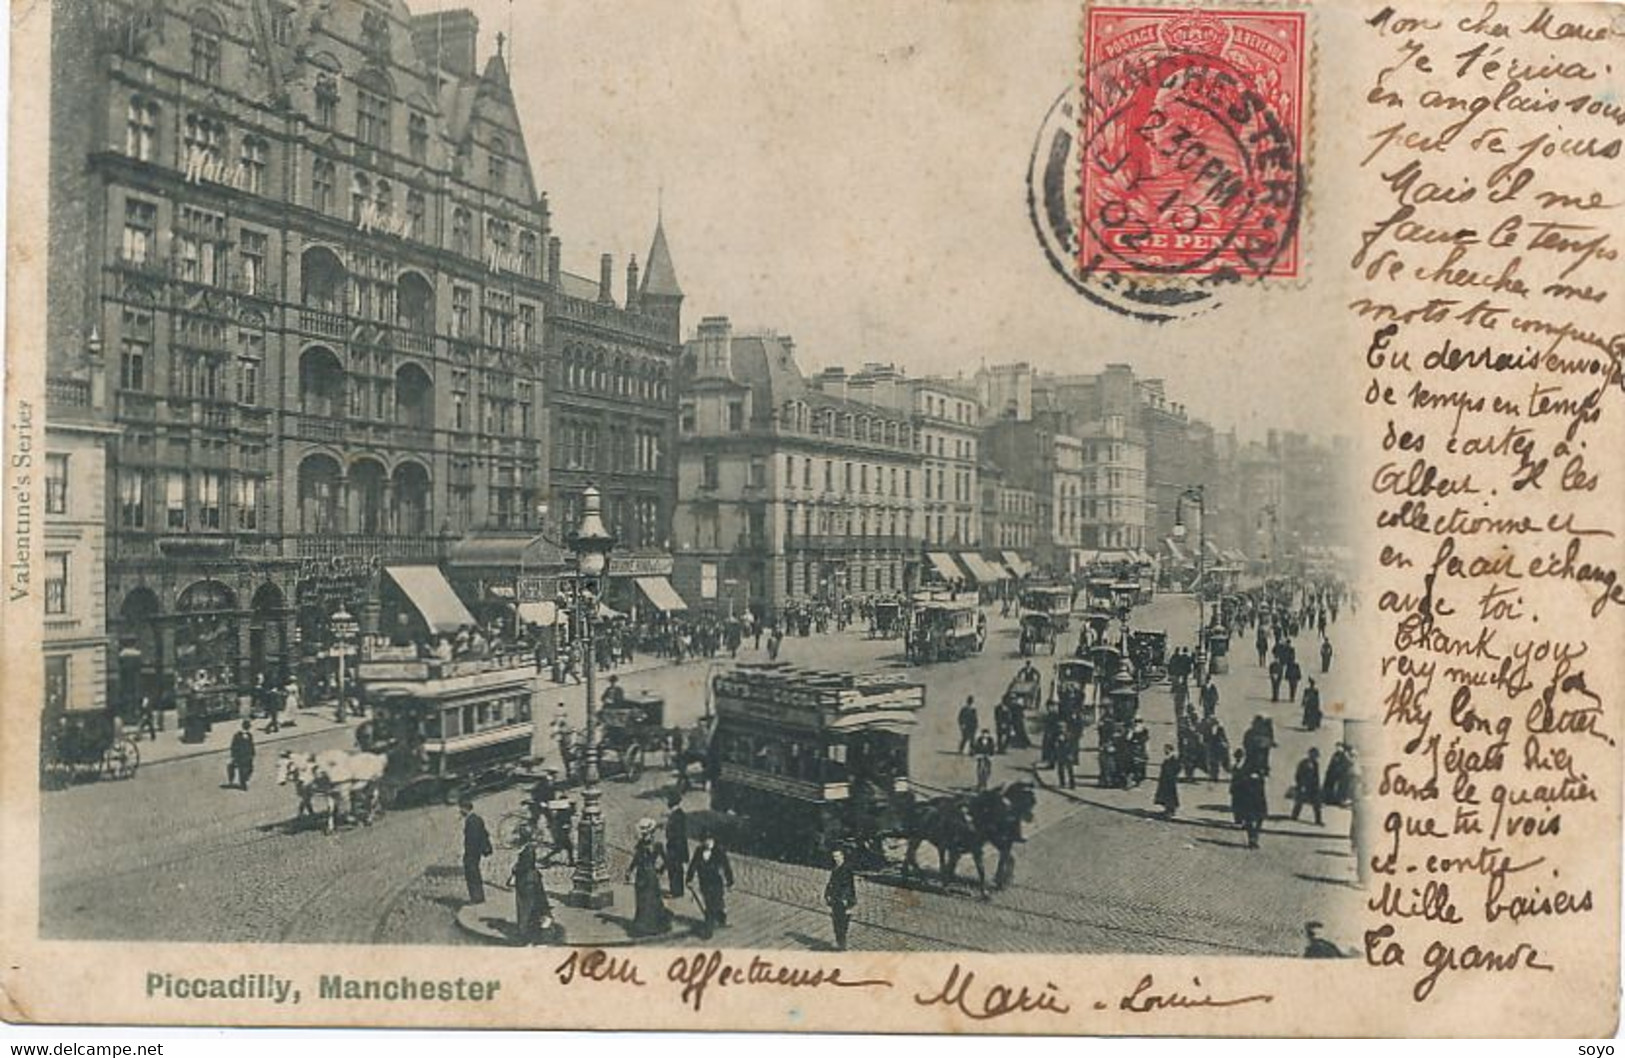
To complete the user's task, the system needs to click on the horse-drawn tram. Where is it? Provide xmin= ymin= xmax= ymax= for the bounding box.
xmin=708 ymin=664 xmax=923 ymax=860
xmin=355 ymin=646 xmax=540 ymax=805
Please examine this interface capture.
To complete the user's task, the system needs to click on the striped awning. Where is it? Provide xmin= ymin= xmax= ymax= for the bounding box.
xmin=1001 ymin=551 xmax=1032 ymax=578
xmin=926 ymin=552 xmax=963 ymax=583
xmin=958 ymin=552 xmax=1007 ymax=583
xmin=1165 ymin=537 xmax=1189 ymax=563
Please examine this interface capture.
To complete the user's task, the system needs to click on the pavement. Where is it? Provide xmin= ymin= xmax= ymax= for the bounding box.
xmin=43 ymin=592 xmax=1363 ymax=956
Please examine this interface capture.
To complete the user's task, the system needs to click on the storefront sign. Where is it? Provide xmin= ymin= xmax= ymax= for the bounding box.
xmin=356 ymin=200 xmax=412 ymax=240
xmin=182 ymin=150 xmax=256 ymax=191
xmin=609 ymin=555 xmax=674 ymax=578
xmin=296 ymin=554 xmax=382 ymax=586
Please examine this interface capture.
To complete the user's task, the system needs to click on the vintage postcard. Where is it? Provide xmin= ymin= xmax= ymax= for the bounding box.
xmin=2 ymin=0 xmax=1621 ymax=1037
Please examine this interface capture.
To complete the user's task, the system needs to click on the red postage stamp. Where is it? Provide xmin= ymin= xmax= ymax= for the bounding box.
xmin=1078 ymin=6 xmax=1307 ymax=281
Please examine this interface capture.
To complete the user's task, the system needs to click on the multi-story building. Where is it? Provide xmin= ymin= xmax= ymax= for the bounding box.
xmin=47 ymin=1 xmax=672 ymax=706
xmin=1075 ymin=415 xmax=1147 ymax=553
xmin=815 ymin=364 xmax=985 ymax=582
xmin=674 ymin=319 xmax=922 ymax=617
xmin=982 ymin=412 xmax=1085 ymax=576
xmin=41 ymin=376 xmax=119 ymax=717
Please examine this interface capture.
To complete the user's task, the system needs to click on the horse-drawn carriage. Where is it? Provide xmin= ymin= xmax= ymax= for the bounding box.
xmin=907 ymin=601 xmax=985 ymax=664
xmin=705 ymin=664 xmax=1038 ymax=896
xmin=592 ymin=692 xmax=668 ymax=783
xmin=1053 ymin=659 xmax=1096 ymax=725
xmin=1003 ymin=666 xmax=1044 ymax=715
xmin=1127 ymin=629 xmax=1169 ymax=687
xmin=1019 ymin=586 xmax=1073 ymax=634
xmin=707 ymin=664 xmax=921 ymax=861
xmin=1018 ymin=612 xmax=1059 ymax=656
xmin=1112 ymin=581 xmax=1142 ymax=613
xmin=40 ymin=710 xmax=140 ymax=787
xmin=871 ymin=600 xmax=905 ymax=639
xmin=277 ymin=650 xmax=542 ymax=832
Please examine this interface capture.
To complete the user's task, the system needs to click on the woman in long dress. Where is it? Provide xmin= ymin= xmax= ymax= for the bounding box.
xmin=625 ymin=818 xmax=670 ymax=936
xmin=1153 ymin=744 xmax=1181 ymax=818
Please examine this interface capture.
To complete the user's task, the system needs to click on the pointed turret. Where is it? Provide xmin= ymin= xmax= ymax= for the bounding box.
xmin=640 ymin=215 xmax=683 ymax=340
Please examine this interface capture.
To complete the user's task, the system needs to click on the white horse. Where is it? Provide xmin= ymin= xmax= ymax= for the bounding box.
xmin=276 ymin=749 xmax=387 ymax=833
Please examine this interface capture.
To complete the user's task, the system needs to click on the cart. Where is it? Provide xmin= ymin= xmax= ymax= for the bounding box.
xmin=1128 ymin=629 xmax=1169 ymax=687
xmin=597 ymin=692 xmax=668 ymax=783
xmin=1053 ymin=659 xmax=1096 ymax=725
xmin=907 ymin=601 xmax=985 ymax=664
xmin=1019 ymin=612 xmax=1059 ymax=656
xmin=41 ymin=711 xmax=141 ymax=787
xmin=872 ymin=600 xmax=905 ymax=639
xmin=1004 ymin=667 xmax=1044 ymax=714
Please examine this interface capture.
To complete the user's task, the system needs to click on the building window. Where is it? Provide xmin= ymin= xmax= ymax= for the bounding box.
xmin=452 ymin=208 xmax=472 ymax=255
xmin=182 ymin=113 xmax=225 ymax=173
xmin=118 ymin=470 xmax=147 ymax=528
xmin=519 ymin=304 xmax=537 ymax=348
xmin=726 ymin=401 xmax=744 ymax=431
xmin=44 ymin=553 xmax=68 ymax=615
xmin=350 ymin=172 xmax=371 ymax=223
xmin=452 ymin=286 xmax=473 ymax=338
xmin=488 ymin=135 xmax=507 ymax=190
xmin=236 ymin=355 xmax=259 ymax=405
xmin=175 ymin=206 xmax=228 ymax=286
xmin=702 ymin=455 xmax=719 ymax=489
xmin=679 ymin=404 xmax=695 ymax=433
xmin=120 ymin=309 xmax=152 ymax=390
xmin=196 ymin=470 xmax=223 ymax=530
xmin=238 ymin=136 xmax=267 ymax=193
xmin=121 ymin=199 xmax=156 ymax=265
xmin=749 ymin=457 xmax=766 ymax=489
xmin=235 ymin=476 xmax=260 ymax=530
xmin=314 ymin=74 xmax=339 ymax=128
xmin=45 ymin=656 xmax=69 ymax=712
xmin=408 ymin=112 xmax=429 ymax=162
xmin=406 ymin=190 xmax=426 ymax=239
xmin=356 ymin=85 xmax=390 ymax=149
xmin=126 ymin=97 xmax=158 ymax=161
xmin=44 ymin=454 xmax=68 ymax=515
xmin=190 ymin=19 xmax=222 ymax=83
xmin=165 ymin=471 xmax=187 ymax=529
xmin=312 ymin=157 xmax=335 ymax=212
xmin=238 ymin=229 xmax=267 ymax=295
xmin=520 ymin=231 xmax=538 ymax=277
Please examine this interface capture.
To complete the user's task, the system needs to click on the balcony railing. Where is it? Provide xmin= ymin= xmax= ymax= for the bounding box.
xmin=299 ymin=307 xmax=349 ymax=339
xmin=47 ymin=376 xmax=92 ymax=408
xmin=395 ymin=424 xmax=434 ymax=449
xmin=116 ymin=391 xmax=159 ymax=421
xmin=389 ymin=326 xmax=435 ymax=354
xmin=296 ymin=413 xmax=346 ymax=444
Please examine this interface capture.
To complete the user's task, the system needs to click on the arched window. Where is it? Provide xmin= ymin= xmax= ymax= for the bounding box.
xmin=350 ymin=172 xmax=371 ymax=223
xmin=374 ymin=178 xmax=392 ymax=217
xmin=190 ymin=10 xmax=223 ymax=83
xmin=355 ymin=70 xmax=392 ymax=149
xmin=452 ymin=208 xmax=472 ymax=256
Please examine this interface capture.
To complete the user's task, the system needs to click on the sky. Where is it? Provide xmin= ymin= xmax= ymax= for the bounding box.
xmin=411 ymin=0 xmax=1352 ymax=439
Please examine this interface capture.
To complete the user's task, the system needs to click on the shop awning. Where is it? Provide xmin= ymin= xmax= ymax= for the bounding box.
xmin=1165 ymin=537 xmax=1189 ymax=564
xmin=1072 ymin=549 xmax=1100 ymax=567
xmin=518 ymin=601 xmax=560 ymax=626
xmin=385 ymin=566 xmax=476 ymax=634
xmin=635 ymin=576 xmax=689 ymax=613
xmin=926 ymin=552 xmax=963 ymax=583
xmin=446 ymin=532 xmax=565 ymax=568
xmin=1001 ymin=551 xmax=1031 ymax=578
xmin=1225 ymin=548 xmax=1249 ymax=564
xmin=1204 ymin=539 xmax=1223 ymax=557
xmin=957 ymin=552 xmax=1004 ymax=583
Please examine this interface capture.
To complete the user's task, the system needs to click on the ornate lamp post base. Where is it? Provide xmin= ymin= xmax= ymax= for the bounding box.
xmin=567 ymin=791 xmax=614 ymax=909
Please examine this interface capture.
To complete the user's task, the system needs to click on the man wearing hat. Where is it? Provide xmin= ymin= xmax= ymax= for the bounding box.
xmin=824 ymin=847 xmax=858 ymax=951
xmin=1291 ymin=747 xmax=1324 ymax=825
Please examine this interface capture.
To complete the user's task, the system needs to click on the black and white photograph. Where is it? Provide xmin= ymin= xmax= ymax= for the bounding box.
xmin=30 ymin=0 xmax=1366 ymax=958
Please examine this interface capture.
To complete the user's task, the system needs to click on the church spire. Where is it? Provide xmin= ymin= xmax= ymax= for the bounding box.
xmin=640 ymin=214 xmax=683 ymax=300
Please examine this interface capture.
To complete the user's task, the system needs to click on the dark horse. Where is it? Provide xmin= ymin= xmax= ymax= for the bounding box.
xmin=901 ymin=782 xmax=1038 ymax=898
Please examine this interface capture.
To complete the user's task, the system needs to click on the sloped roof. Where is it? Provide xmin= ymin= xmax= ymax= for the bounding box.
xmin=641 ymin=219 xmax=682 ymax=298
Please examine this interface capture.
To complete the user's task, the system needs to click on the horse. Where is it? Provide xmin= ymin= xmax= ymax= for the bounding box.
xmin=900 ymin=782 xmax=1038 ymax=898
xmin=276 ymin=749 xmax=387 ymax=833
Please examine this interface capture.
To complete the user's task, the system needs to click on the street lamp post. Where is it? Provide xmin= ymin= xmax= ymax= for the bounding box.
xmin=330 ymin=607 xmax=359 ymax=723
xmin=567 ymin=485 xmax=616 ymax=909
xmin=1172 ymin=485 xmax=1206 ymax=655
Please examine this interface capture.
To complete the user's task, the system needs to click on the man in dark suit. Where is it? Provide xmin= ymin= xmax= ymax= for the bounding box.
xmin=460 ymin=799 xmax=493 ymax=904
xmin=664 ymin=792 xmax=690 ymax=898
xmin=1291 ymin=748 xmax=1324 ymax=825
xmin=227 ymin=721 xmax=255 ymax=790
xmin=824 ymin=848 xmax=857 ymax=951
xmin=685 ymin=835 xmax=735 ymax=939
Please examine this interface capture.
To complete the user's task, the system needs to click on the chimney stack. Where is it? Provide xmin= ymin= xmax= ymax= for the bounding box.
xmin=598 ymin=253 xmax=614 ymax=305
xmin=695 ymin=316 xmax=733 ymax=378
xmin=410 ymin=10 xmax=480 ymax=81
xmin=547 ymin=237 xmax=562 ymax=288
xmin=626 ymin=256 xmax=640 ymax=311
